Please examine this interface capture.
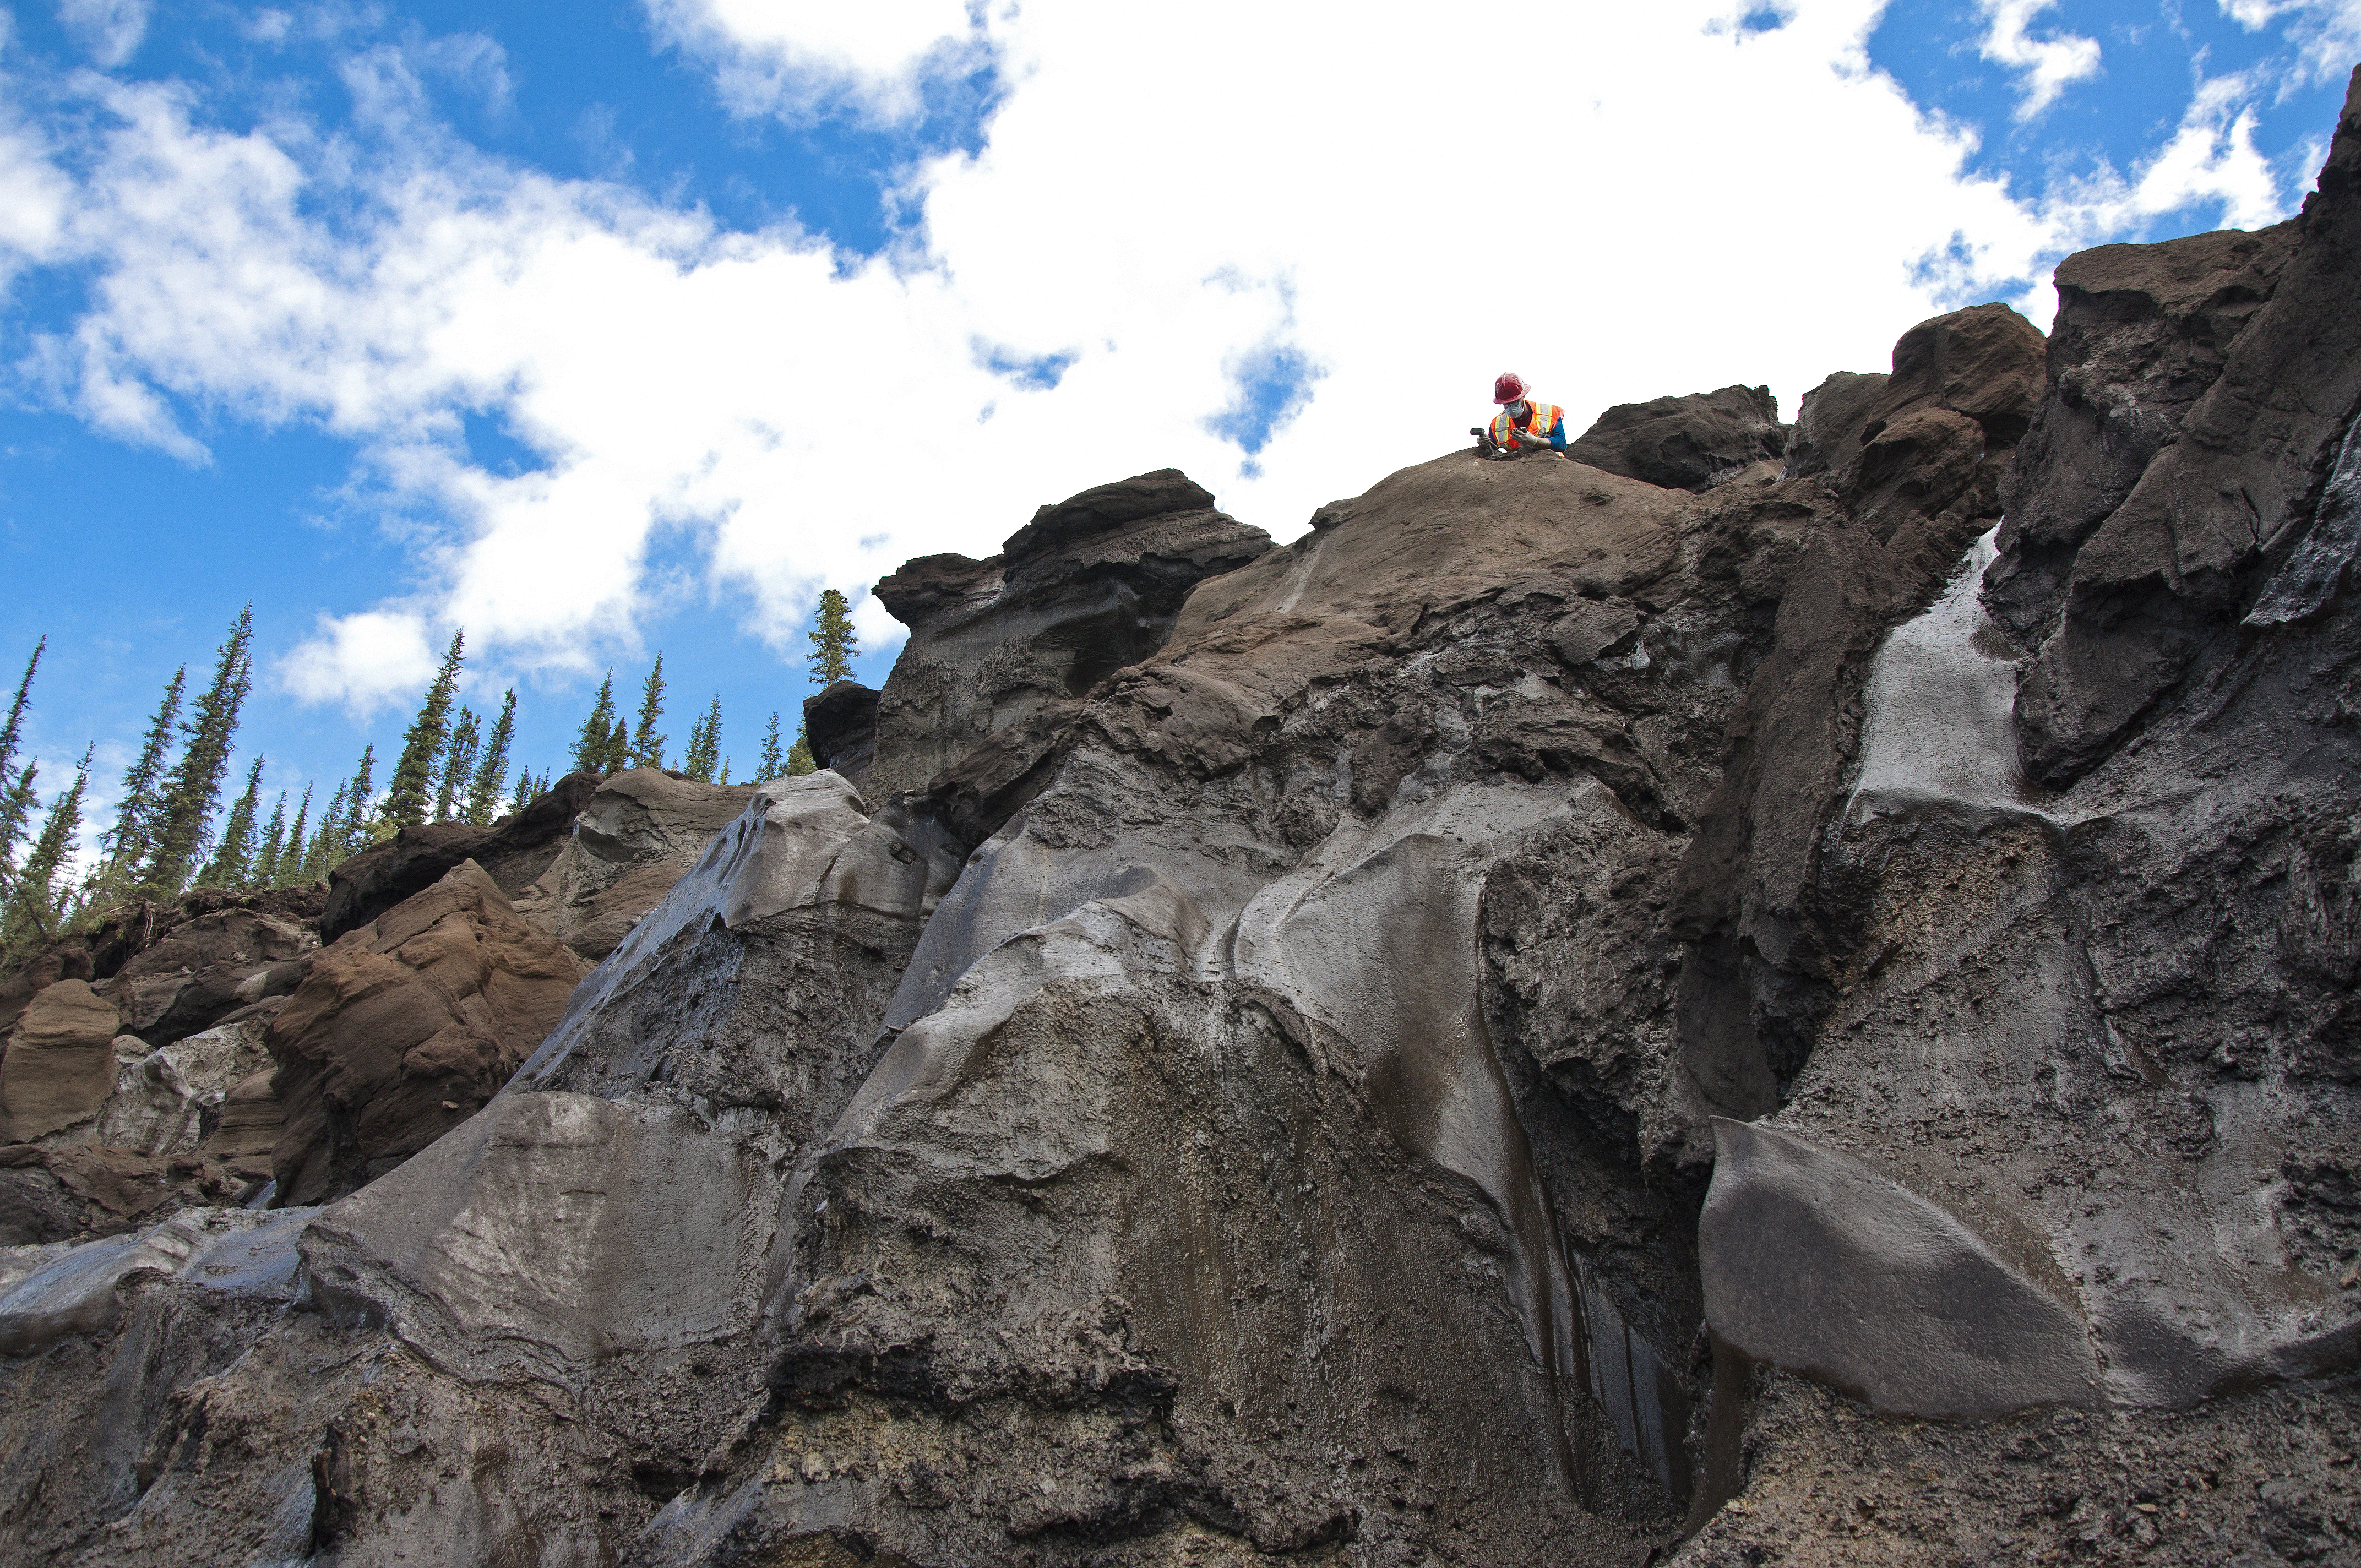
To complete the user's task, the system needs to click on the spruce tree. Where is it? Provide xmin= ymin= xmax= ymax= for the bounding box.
xmin=629 ymin=655 xmax=668 ymax=769
xmin=469 ymin=689 xmax=516 ymax=823
xmin=787 ymin=728 xmax=815 ymax=776
xmin=508 ymin=769 xmax=536 ymax=815
xmin=279 ymin=784 xmax=313 ymax=888
xmin=384 ymin=631 xmax=465 ymax=827
xmin=341 ymin=743 xmax=378 ymax=857
xmin=94 ymin=665 xmax=184 ymax=903
xmin=718 ymin=758 xmax=732 ymax=785
xmin=0 ymin=639 xmax=45 ymax=906
xmin=808 ymin=590 xmax=857 ymax=685
xmin=603 ymin=718 xmax=629 ymax=775
xmin=199 ymin=755 xmax=266 ymax=889
xmin=683 ymin=693 xmax=721 ymax=782
xmin=304 ymin=781 xmax=349 ymax=881
xmin=144 ymin=605 xmax=254 ymax=896
xmin=757 ymin=712 xmax=784 ymax=780
xmin=436 ymin=707 xmax=481 ymax=822
xmin=2 ymin=748 xmax=88 ymax=952
xmin=572 ymin=673 xmax=617 ymax=774
xmin=254 ymin=790 xmax=290 ymax=888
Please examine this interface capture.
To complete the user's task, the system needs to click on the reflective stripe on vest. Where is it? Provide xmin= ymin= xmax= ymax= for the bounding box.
xmin=1490 ymin=401 xmax=1563 ymax=445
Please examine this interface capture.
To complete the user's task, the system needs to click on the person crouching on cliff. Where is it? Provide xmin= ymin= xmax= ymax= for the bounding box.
xmin=1475 ymin=372 xmax=1566 ymax=459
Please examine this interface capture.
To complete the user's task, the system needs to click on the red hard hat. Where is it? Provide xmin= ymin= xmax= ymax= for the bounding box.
xmin=1493 ymin=372 xmax=1527 ymax=404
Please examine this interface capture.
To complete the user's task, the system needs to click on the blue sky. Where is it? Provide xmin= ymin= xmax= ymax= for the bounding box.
xmin=0 ymin=0 xmax=2353 ymax=864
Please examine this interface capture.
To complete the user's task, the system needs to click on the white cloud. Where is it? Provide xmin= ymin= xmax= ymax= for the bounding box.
xmin=280 ymin=608 xmax=437 ymax=715
xmin=1975 ymin=0 xmax=2103 ymax=121
xmin=641 ymin=0 xmax=986 ymax=124
xmin=56 ymin=0 xmax=151 ymax=68
xmin=6 ymin=1 xmax=2322 ymax=713
xmin=2036 ymin=69 xmax=2295 ymax=244
xmin=2217 ymin=0 xmax=2361 ymax=89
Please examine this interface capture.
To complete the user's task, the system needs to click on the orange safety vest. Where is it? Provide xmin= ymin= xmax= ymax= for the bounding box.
xmin=1490 ymin=401 xmax=1564 ymax=448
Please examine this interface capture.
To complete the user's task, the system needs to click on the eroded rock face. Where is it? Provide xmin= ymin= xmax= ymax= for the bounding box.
xmin=865 ymin=468 xmax=1274 ymax=798
xmin=319 ymin=769 xmax=600 ymax=943
xmin=510 ymin=767 xmax=764 ymax=961
xmin=0 ymin=981 xmax=120 ymax=1142
xmin=104 ymin=905 xmax=309 ymax=1047
xmin=802 ymin=678 xmax=880 ymax=786
xmin=8 ymin=77 xmax=2361 ymax=1568
xmin=2001 ymin=75 xmax=2361 ymax=786
xmin=269 ymin=859 xmax=583 ymax=1205
xmin=1566 ymin=384 xmax=1789 ymax=492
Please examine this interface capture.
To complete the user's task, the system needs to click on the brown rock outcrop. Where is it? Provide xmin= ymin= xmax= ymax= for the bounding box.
xmin=865 ymin=467 xmax=1272 ymax=797
xmin=802 ymin=678 xmax=880 ymax=785
xmin=1566 ymin=384 xmax=1789 ymax=491
xmin=106 ymin=905 xmax=310 ymax=1047
xmin=1983 ymin=221 xmax=2300 ymax=641
xmin=268 ymin=859 xmax=582 ymax=1205
xmin=2001 ymin=69 xmax=2361 ymax=784
xmin=0 ymin=981 xmax=121 ymax=1143
xmin=318 ymin=769 xmax=600 ymax=943
xmin=509 ymin=768 xmax=762 ymax=961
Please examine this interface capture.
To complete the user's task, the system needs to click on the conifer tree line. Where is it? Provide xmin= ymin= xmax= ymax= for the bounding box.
xmin=1 ymin=586 xmax=870 ymax=958
xmin=559 ymin=594 xmax=857 ymax=785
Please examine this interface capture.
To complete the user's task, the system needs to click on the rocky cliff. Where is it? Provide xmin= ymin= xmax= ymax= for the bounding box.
xmin=2 ymin=67 xmax=2359 ymax=1568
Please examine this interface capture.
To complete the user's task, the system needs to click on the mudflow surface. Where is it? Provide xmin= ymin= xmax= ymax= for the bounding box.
xmin=3 ymin=65 xmax=2361 ymax=1568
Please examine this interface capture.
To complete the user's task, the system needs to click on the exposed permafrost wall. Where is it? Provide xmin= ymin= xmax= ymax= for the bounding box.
xmin=1848 ymin=524 xmax=2033 ymax=823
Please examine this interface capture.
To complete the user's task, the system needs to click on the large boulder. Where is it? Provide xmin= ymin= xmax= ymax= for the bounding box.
xmin=318 ymin=770 xmax=600 ymax=943
xmin=0 ymin=981 xmax=121 ymax=1143
xmin=268 ymin=859 xmax=583 ymax=1205
xmin=509 ymin=768 xmax=764 ymax=961
xmin=1565 ymin=383 xmax=1789 ymax=491
xmin=102 ymin=903 xmax=311 ymax=1048
xmin=802 ymin=678 xmax=880 ymax=785
xmin=864 ymin=468 xmax=1272 ymax=798
xmin=0 ymin=944 xmax=93 ymax=1038
xmin=1982 ymin=221 xmax=2299 ymax=642
xmin=2000 ymin=69 xmax=2361 ymax=785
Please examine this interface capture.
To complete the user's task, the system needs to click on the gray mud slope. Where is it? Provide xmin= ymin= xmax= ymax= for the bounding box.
xmin=4 ymin=66 xmax=2361 ymax=1568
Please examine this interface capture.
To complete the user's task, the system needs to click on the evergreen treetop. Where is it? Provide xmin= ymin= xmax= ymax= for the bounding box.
xmin=603 ymin=717 xmax=629 ymax=775
xmin=199 ymin=755 xmax=266 ymax=890
xmin=435 ymin=707 xmax=481 ymax=823
xmin=95 ymin=665 xmax=185 ymax=902
xmin=2 ymin=748 xmax=89 ymax=953
xmin=758 ymin=712 xmax=784 ymax=780
xmin=572 ymin=672 xmax=617 ymax=774
xmin=383 ymin=630 xmax=465 ymax=827
xmin=254 ymin=790 xmax=290 ymax=889
xmin=808 ymin=590 xmax=857 ymax=685
xmin=0 ymin=638 xmax=44 ymax=907
xmin=304 ymin=780 xmax=349 ymax=883
xmin=629 ymin=655 xmax=668 ymax=770
xmin=469 ymin=689 xmax=516 ymax=824
xmin=683 ymin=693 xmax=722 ymax=782
xmin=280 ymin=783 xmax=313 ymax=888
xmin=144 ymin=605 xmax=254 ymax=897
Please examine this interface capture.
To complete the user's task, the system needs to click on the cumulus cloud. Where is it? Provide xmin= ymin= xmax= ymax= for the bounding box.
xmin=1974 ymin=0 xmax=2104 ymax=121
xmin=2027 ymin=68 xmax=2297 ymax=248
xmin=2 ymin=0 xmax=2332 ymax=712
xmin=640 ymin=0 xmax=987 ymax=125
xmin=2217 ymin=0 xmax=2361 ymax=89
xmin=56 ymin=0 xmax=151 ymax=69
xmin=280 ymin=608 xmax=438 ymax=715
